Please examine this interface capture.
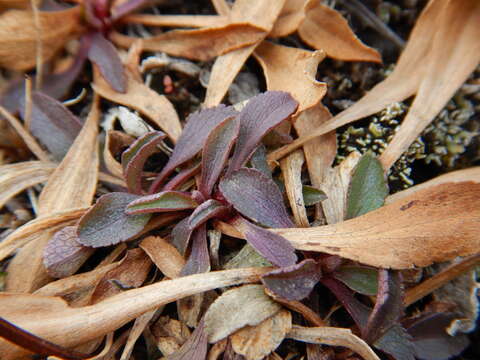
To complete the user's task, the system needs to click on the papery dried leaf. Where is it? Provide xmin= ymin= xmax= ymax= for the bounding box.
xmin=406 ymin=313 xmax=469 ymax=360
xmin=234 ymin=218 xmax=297 ymax=268
xmin=43 ymin=226 xmax=94 ymax=278
xmin=124 ymin=14 xmax=228 ymax=28
xmin=204 ymin=284 xmax=282 ymax=343
xmin=230 ymin=309 xmax=292 ymax=360
xmin=110 ymin=23 xmax=266 ymax=62
xmin=188 ymin=199 xmax=228 ymax=230
xmin=0 ymin=161 xmax=56 ymax=209
xmin=120 ymin=308 xmax=156 ymax=360
xmin=121 ymin=131 xmax=166 ymax=194
xmin=0 ymin=6 xmax=81 ymax=70
xmin=104 ymin=130 xmax=135 ymax=179
xmin=261 ymin=259 xmax=321 ymax=301
xmin=166 ymin=320 xmax=208 ymax=360
xmin=0 ymin=267 xmax=271 ymax=359
xmin=333 ymin=266 xmax=378 ymax=296
xmin=126 ymin=191 xmax=197 ymax=215
xmin=346 ymin=153 xmax=388 ymax=219
xmin=228 ymin=91 xmax=298 ymax=173
xmin=297 ymin=0 xmax=380 ymax=62
xmin=364 ymin=270 xmax=403 ymax=343
xmin=200 ymin=117 xmax=240 ymax=197
xmin=140 ymin=236 xmax=185 ymax=279
xmin=220 ymin=168 xmax=293 ymax=228
xmin=269 ymin=0 xmax=308 ymax=37
xmin=151 ymin=105 xmax=237 ymax=191
xmin=20 ymin=91 xmax=82 ymax=160
xmin=254 ymin=42 xmax=326 ymax=113
xmin=93 ymin=68 xmax=181 ymax=142
xmin=276 ymin=182 xmax=480 ymax=269
xmin=225 ymin=244 xmax=272 ymax=269
xmin=373 ymin=325 xmax=415 ymax=360
xmin=88 ymin=33 xmax=126 ymax=93
xmin=77 ymin=192 xmax=151 ymax=247
xmin=181 ymin=225 xmax=211 ymax=276
xmin=302 ymin=186 xmax=327 ymax=206
xmin=287 ymin=325 xmax=380 ymax=360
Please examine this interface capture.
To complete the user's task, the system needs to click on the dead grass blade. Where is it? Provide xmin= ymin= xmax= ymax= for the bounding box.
xmin=0 ymin=267 xmax=270 ymax=359
xmin=254 ymin=41 xmax=326 ymax=113
xmin=287 ymin=325 xmax=380 ymax=360
xmin=269 ymin=0 xmax=308 ymax=37
xmin=5 ymin=97 xmax=100 ymax=292
xmin=123 ymin=14 xmax=228 ymax=28
xmin=0 ymin=6 xmax=81 ymax=70
xmin=93 ymin=67 xmax=182 ymax=142
xmin=297 ymin=0 xmax=381 ymax=62
xmin=275 ymin=182 xmax=480 ymax=269
xmin=0 ymin=161 xmax=55 ymax=209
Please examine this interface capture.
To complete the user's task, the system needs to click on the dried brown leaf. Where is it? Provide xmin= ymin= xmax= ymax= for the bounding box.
xmin=298 ymin=0 xmax=381 ymax=62
xmin=0 ymin=6 xmax=81 ymax=70
xmin=230 ymin=309 xmax=292 ymax=360
xmin=124 ymin=14 xmax=228 ymax=28
xmin=269 ymin=0 xmax=308 ymax=37
xmin=254 ymin=41 xmax=326 ymax=113
xmin=275 ymin=182 xmax=480 ymax=269
xmin=140 ymin=236 xmax=185 ymax=279
xmin=93 ymin=67 xmax=181 ymax=142
xmin=103 ymin=130 xmax=135 ymax=179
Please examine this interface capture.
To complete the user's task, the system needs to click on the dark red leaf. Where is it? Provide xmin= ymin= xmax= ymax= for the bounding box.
xmin=150 ymin=105 xmax=238 ymax=192
xmin=261 ymin=259 xmax=322 ymax=301
xmin=88 ymin=33 xmax=126 ymax=93
xmin=227 ymin=91 xmax=298 ymax=173
xmin=166 ymin=319 xmax=208 ymax=360
xmin=239 ymin=217 xmax=297 ymax=267
xmin=373 ymin=325 xmax=415 ymax=360
xmin=405 ymin=313 xmax=470 ymax=360
xmin=77 ymin=192 xmax=151 ymax=247
xmin=19 ymin=91 xmax=82 ymax=160
xmin=43 ymin=226 xmax=94 ymax=278
xmin=199 ymin=117 xmax=240 ymax=197
xmin=171 ymin=217 xmax=193 ymax=255
xmin=188 ymin=199 xmax=229 ymax=230
xmin=126 ymin=191 xmax=197 ymax=214
xmin=219 ymin=168 xmax=294 ymax=228
xmin=364 ymin=270 xmax=404 ymax=343
xmin=121 ymin=131 xmax=166 ymax=194
xmin=181 ymin=225 xmax=211 ymax=276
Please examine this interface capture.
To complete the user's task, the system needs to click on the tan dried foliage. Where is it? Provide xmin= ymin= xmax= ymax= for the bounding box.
xmin=230 ymin=309 xmax=292 ymax=360
xmin=297 ymin=0 xmax=381 ymax=62
xmin=124 ymin=14 xmax=228 ymax=28
xmin=93 ymin=67 xmax=182 ymax=142
xmin=269 ymin=0 xmax=308 ymax=38
xmin=140 ymin=236 xmax=185 ymax=279
xmin=103 ymin=130 xmax=135 ymax=179
xmin=0 ymin=6 xmax=81 ymax=70
xmin=276 ymin=182 xmax=480 ymax=269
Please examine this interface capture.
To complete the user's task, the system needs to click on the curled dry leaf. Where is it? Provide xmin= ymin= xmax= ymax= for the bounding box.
xmin=269 ymin=0 xmax=308 ymax=37
xmin=297 ymin=0 xmax=381 ymax=62
xmin=140 ymin=236 xmax=185 ymax=279
xmin=287 ymin=325 xmax=380 ymax=360
xmin=0 ymin=161 xmax=56 ymax=209
xmin=104 ymin=130 xmax=135 ymax=179
xmin=0 ymin=6 xmax=81 ymax=70
xmin=230 ymin=309 xmax=292 ymax=360
xmin=0 ymin=267 xmax=270 ymax=359
xmin=204 ymin=284 xmax=282 ymax=343
xmin=254 ymin=41 xmax=326 ymax=113
xmin=275 ymin=182 xmax=480 ymax=269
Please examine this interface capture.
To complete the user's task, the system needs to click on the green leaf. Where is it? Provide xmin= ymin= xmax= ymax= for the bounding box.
xmin=126 ymin=191 xmax=197 ymax=215
xmin=302 ymin=185 xmax=327 ymax=206
xmin=224 ymin=244 xmax=272 ymax=269
xmin=333 ymin=266 xmax=378 ymax=295
xmin=346 ymin=153 xmax=388 ymax=219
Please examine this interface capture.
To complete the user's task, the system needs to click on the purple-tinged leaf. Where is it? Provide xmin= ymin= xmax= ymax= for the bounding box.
xmin=188 ymin=199 xmax=229 ymax=230
xmin=43 ymin=226 xmax=95 ymax=278
xmin=405 ymin=313 xmax=470 ymax=360
xmin=261 ymin=259 xmax=321 ymax=301
xmin=181 ymin=225 xmax=211 ymax=276
xmin=374 ymin=325 xmax=415 ymax=360
xmin=249 ymin=144 xmax=272 ymax=178
xmin=199 ymin=117 xmax=240 ymax=197
xmin=219 ymin=168 xmax=294 ymax=228
xmin=19 ymin=91 xmax=82 ymax=160
xmin=166 ymin=319 xmax=208 ymax=360
xmin=126 ymin=191 xmax=197 ymax=215
xmin=235 ymin=217 xmax=297 ymax=268
xmin=171 ymin=217 xmax=193 ymax=255
xmin=227 ymin=91 xmax=298 ymax=173
xmin=121 ymin=131 xmax=166 ymax=194
xmin=88 ymin=33 xmax=126 ymax=93
xmin=333 ymin=266 xmax=378 ymax=296
xmin=77 ymin=192 xmax=151 ymax=247
xmin=364 ymin=270 xmax=404 ymax=343
xmin=163 ymin=162 xmax=201 ymax=192
xmin=150 ymin=105 xmax=238 ymax=192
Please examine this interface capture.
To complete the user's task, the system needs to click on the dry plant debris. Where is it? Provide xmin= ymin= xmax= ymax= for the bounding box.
xmin=0 ymin=0 xmax=478 ymax=359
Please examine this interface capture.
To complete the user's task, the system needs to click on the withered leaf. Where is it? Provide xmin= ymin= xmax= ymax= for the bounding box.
xmin=219 ymin=168 xmax=294 ymax=228
xmin=204 ymin=284 xmax=282 ymax=343
xmin=166 ymin=320 xmax=208 ymax=360
xmin=261 ymin=259 xmax=321 ymax=301
xmin=333 ymin=266 xmax=378 ymax=296
xmin=140 ymin=236 xmax=185 ymax=279
xmin=126 ymin=191 xmax=197 ymax=215
xmin=77 ymin=192 xmax=151 ymax=247
xmin=269 ymin=0 xmax=308 ymax=37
